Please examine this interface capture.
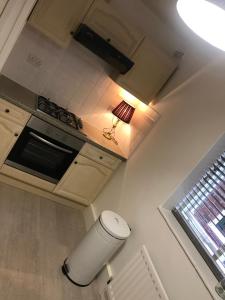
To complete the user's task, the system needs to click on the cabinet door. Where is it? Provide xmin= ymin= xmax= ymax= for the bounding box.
xmin=0 ymin=116 xmax=23 ymax=167
xmin=0 ymin=0 xmax=36 ymax=71
xmin=29 ymin=0 xmax=94 ymax=47
xmin=0 ymin=98 xmax=31 ymax=126
xmin=54 ymin=155 xmax=112 ymax=206
xmin=115 ymin=38 xmax=177 ymax=104
xmin=84 ymin=0 xmax=144 ymax=56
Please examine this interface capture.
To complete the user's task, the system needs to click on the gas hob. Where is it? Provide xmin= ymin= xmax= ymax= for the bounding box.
xmin=37 ymin=96 xmax=83 ymax=131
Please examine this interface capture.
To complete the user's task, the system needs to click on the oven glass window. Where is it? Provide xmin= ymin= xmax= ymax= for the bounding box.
xmin=7 ymin=128 xmax=77 ymax=183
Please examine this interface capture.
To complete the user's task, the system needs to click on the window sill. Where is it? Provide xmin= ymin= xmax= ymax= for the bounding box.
xmin=158 ymin=205 xmax=220 ymax=300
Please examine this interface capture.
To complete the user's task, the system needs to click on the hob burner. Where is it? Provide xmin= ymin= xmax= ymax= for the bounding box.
xmin=37 ymin=96 xmax=83 ymax=130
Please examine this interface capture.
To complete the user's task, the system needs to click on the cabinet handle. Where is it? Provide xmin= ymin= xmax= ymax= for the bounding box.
xmin=99 ymin=156 xmax=103 ymax=160
xmin=14 ymin=133 xmax=19 ymax=137
xmin=5 ymin=109 xmax=10 ymax=113
xmin=74 ymin=161 xmax=78 ymax=164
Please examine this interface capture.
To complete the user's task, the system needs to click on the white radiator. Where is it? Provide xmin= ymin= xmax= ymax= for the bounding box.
xmin=106 ymin=245 xmax=169 ymax=300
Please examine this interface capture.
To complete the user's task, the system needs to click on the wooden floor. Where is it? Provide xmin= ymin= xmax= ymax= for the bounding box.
xmin=0 ymin=182 xmax=99 ymax=300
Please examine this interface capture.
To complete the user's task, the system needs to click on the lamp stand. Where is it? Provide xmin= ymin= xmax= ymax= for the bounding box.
xmin=103 ymin=117 xmax=120 ymax=145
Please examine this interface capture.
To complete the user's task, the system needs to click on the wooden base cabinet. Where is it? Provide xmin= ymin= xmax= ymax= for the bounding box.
xmin=0 ymin=118 xmax=23 ymax=167
xmin=54 ymin=154 xmax=113 ymax=206
xmin=0 ymin=99 xmax=31 ymax=167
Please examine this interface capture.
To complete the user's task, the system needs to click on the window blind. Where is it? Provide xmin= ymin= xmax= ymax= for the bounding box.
xmin=172 ymin=151 xmax=225 ymax=280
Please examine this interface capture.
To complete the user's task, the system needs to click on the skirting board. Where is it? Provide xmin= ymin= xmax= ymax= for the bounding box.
xmin=0 ymin=173 xmax=85 ymax=211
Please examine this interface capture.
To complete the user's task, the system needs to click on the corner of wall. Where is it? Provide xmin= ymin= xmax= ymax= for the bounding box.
xmin=82 ymin=204 xmax=98 ymax=231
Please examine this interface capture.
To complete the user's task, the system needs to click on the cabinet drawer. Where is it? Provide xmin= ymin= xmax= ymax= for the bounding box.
xmin=0 ymin=98 xmax=31 ymax=126
xmin=80 ymin=143 xmax=121 ymax=170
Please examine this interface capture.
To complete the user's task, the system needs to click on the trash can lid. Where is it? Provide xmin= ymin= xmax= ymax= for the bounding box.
xmin=100 ymin=210 xmax=130 ymax=240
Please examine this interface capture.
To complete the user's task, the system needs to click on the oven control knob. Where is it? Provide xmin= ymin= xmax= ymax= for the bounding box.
xmin=14 ymin=133 xmax=19 ymax=137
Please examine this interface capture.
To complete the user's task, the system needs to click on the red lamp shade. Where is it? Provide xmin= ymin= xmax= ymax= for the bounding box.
xmin=112 ymin=100 xmax=135 ymax=124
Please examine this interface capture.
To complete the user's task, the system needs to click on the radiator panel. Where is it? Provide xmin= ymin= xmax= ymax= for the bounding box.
xmin=106 ymin=245 xmax=169 ymax=300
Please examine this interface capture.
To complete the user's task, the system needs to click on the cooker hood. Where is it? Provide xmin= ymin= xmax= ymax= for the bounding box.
xmin=72 ymin=24 xmax=134 ymax=74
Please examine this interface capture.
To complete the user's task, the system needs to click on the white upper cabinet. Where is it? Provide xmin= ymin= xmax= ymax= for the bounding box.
xmin=115 ymin=37 xmax=178 ymax=104
xmin=83 ymin=0 xmax=144 ymax=56
xmin=29 ymin=0 xmax=94 ymax=47
xmin=0 ymin=0 xmax=36 ymax=71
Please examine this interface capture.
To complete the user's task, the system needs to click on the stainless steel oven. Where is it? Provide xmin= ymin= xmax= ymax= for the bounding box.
xmin=6 ymin=116 xmax=85 ymax=183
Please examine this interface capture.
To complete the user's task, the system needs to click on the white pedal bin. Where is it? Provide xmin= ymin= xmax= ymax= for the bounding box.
xmin=62 ymin=210 xmax=130 ymax=286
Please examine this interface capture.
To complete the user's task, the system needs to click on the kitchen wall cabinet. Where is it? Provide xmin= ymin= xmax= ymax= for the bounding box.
xmin=0 ymin=0 xmax=36 ymax=71
xmin=0 ymin=99 xmax=31 ymax=167
xmin=114 ymin=37 xmax=178 ymax=104
xmin=54 ymin=154 xmax=113 ymax=206
xmin=28 ymin=0 xmax=94 ymax=47
xmin=83 ymin=0 xmax=144 ymax=56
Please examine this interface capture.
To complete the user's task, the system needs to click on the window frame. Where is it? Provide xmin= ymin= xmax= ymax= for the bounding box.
xmin=172 ymin=207 xmax=223 ymax=281
xmin=158 ymin=132 xmax=225 ymax=299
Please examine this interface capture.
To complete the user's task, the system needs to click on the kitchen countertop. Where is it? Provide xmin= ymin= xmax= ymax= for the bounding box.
xmin=0 ymin=75 xmax=126 ymax=161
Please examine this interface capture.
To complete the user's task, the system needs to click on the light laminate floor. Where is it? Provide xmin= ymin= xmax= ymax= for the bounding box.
xmin=0 ymin=181 xmax=99 ymax=300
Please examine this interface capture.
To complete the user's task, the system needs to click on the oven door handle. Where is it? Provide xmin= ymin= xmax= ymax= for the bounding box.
xmin=29 ymin=132 xmax=73 ymax=154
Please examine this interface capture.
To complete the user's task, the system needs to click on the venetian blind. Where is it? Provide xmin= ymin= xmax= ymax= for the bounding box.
xmin=173 ymin=151 xmax=225 ymax=280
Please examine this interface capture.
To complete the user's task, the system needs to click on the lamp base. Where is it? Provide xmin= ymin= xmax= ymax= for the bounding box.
xmin=103 ymin=131 xmax=113 ymax=140
xmin=103 ymin=131 xmax=118 ymax=145
xmin=102 ymin=118 xmax=120 ymax=145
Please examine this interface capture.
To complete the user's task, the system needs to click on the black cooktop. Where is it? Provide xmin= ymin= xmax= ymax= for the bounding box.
xmin=37 ymin=96 xmax=83 ymax=130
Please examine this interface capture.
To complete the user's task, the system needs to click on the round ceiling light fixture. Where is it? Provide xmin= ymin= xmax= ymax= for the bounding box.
xmin=177 ymin=0 xmax=225 ymax=51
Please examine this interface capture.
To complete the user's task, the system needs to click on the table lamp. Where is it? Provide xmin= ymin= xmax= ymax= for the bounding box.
xmin=103 ymin=100 xmax=135 ymax=145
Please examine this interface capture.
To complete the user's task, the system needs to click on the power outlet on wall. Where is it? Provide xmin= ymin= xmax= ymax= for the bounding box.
xmin=26 ymin=53 xmax=42 ymax=68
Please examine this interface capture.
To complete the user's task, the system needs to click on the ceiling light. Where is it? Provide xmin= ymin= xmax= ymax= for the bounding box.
xmin=177 ymin=0 xmax=225 ymax=51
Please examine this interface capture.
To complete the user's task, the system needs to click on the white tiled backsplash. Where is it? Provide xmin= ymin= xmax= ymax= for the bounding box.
xmin=2 ymin=24 xmax=116 ymax=117
xmin=2 ymin=24 xmax=158 ymax=157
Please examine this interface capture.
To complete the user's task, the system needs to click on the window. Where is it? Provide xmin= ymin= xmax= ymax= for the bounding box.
xmin=173 ymin=151 xmax=225 ymax=281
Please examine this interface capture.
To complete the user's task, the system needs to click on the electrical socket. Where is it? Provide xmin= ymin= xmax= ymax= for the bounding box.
xmin=26 ymin=53 xmax=42 ymax=68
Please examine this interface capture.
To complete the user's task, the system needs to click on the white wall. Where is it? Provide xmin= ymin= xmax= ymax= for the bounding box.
xmin=91 ymin=57 xmax=225 ymax=299
xmin=2 ymin=24 xmax=113 ymax=116
xmin=2 ymin=24 xmax=158 ymax=157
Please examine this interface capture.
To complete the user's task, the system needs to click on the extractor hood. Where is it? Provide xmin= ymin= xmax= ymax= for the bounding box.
xmin=72 ymin=24 xmax=134 ymax=75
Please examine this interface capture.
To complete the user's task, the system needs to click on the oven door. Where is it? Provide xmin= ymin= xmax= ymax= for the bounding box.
xmin=6 ymin=127 xmax=79 ymax=183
